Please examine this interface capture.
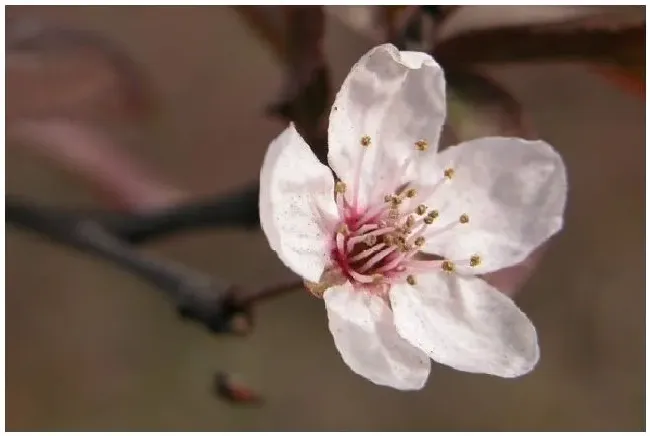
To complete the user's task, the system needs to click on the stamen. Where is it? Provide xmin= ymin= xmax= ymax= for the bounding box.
xmin=335 ymin=232 xmax=346 ymax=255
xmin=346 ymin=227 xmax=395 ymax=251
xmin=415 ymin=204 xmax=427 ymax=215
xmin=358 ymin=198 xmax=395 ymax=225
xmin=348 ymin=269 xmax=377 ymax=284
xmin=406 ymin=275 xmax=417 ymax=285
xmin=336 ymin=223 xmax=349 ymax=235
xmin=444 ymin=168 xmax=455 ymax=179
xmin=352 ymin=136 xmax=371 ymax=207
xmin=359 ymin=246 xmax=398 ymax=272
xmin=349 ymin=243 xmax=387 ymax=263
xmin=335 ymin=181 xmax=347 ymax=193
xmin=423 ymin=210 xmax=439 ymax=225
xmin=405 ymin=188 xmax=417 ymax=198
xmin=357 ymin=223 xmax=379 ymax=234
xmin=415 ymin=139 xmax=428 ymax=151
xmin=414 ymin=236 xmax=425 ymax=247
xmin=459 ymin=214 xmax=469 ymax=224
xmin=441 ymin=260 xmax=455 ymax=273
xmin=469 ymin=255 xmax=481 ymax=267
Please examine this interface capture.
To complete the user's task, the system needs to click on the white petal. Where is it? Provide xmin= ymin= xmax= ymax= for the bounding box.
xmin=259 ymin=124 xmax=339 ymax=282
xmin=422 ymin=137 xmax=567 ymax=274
xmin=390 ymin=273 xmax=539 ymax=378
xmin=328 ymin=44 xmax=446 ymax=208
xmin=324 ymin=283 xmax=431 ymax=390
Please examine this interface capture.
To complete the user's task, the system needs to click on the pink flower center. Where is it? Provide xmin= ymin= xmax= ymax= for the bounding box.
xmin=326 ymin=136 xmax=480 ymax=292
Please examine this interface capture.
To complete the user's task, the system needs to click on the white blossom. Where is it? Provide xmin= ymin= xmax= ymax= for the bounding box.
xmin=259 ymin=44 xmax=567 ymax=390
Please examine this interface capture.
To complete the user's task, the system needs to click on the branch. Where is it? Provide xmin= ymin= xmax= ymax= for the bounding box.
xmin=6 ymin=194 xmax=301 ymax=334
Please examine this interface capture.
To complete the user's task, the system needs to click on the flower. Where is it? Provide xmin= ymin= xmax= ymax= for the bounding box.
xmin=259 ymin=44 xmax=567 ymax=390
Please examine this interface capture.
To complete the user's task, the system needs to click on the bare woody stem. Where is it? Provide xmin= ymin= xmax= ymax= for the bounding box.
xmin=6 ymin=193 xmax=300 ymax=334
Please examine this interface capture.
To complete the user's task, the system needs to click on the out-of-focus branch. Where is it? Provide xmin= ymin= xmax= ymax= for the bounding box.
xmin=433 ymin=12 xmax=645 ymax=68
xmin=6 ymin=18 xmax=156 ymax=122
xmin=7 ymin=195 xmax=303 ymax=335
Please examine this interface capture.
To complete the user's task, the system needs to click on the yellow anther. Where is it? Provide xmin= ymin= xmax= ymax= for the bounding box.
xmin=424 ymin=210 xmax=439 ymax=224
xmin=470 ymin=255 xmax=482 ymax=267
xmin=336 ymin=223 xmax=349 ymax=235
xmin=405 ymin=188 xmax=417 ymax=198
xmin=406 ymin=275 xmax=417 ymax=286
xmin=441 ymin=260 xmax=455 ymax=273
xmin=384 ymin=194 xmax=393 ymax=203
xmin=361 ymin=135 xmax=371 ymax=147
xmin=396 ymin=235 xmax=407 ymax=245
xmin=405 ymin=215 xmax=415 ymax=228
xmin=415 ymin=139 xmax=428 ymax=151
xmin=459 ymin=214 xmax=470 ymax=224
xmin=444 ymin=168 xmax=455 ymax=179
xmin=335 ymin=181 xmax=347 ymax=193
xmin=414 ymin=236 xmax=425 ymax=247
xmin=401 ymin=243 xmax=412 ymax=253
xmin=383 ymin=234 xmax=395 ymax=246
xmin=415 ymin=204 xmax=427 ymax=215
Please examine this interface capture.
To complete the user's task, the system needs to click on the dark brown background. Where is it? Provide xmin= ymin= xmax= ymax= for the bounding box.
xmin=6 ymin=6 xmax=645 ymax=431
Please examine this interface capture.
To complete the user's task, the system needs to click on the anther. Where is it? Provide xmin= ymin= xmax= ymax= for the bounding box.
xmin=336 ymin=223 xmax=349 ymax=235
xmin=405 ymin=215 xmax=415 ymax=228
xmin=335 ymin=181 xmax=347 ymax=193
xmin=441 ymin=260 xmax=455 ymax=273
xmin=459 ymin=214 xmax=469 ymax=224
xmin=415 ymin=139 xmax=428 ymax=151
xmin=406 ymin=275 xmax=417 ymax=285
xmin=405 ymin=188 xmax=417 ymax=198
xmin=414 ymin=236 xmax=425 ymax=247
xmin=388 ymin=209 xmax=399 ymax=220
xmin=423 ymin=210 xmax=439 ymax=224
xmin=361 ymin=135 xmax=371 ymax=147
xmin=470 ymin=255 xmax=481 ymax=267
xmin=384 ymin=194 xmax=393 ymax=203
xmin=390 ymin=197 xmax=402 ymax=207
xmin=444 ymin=168 xmax=455 ymax=179
xmin=415 ymin=204 xmax=427 ymax=215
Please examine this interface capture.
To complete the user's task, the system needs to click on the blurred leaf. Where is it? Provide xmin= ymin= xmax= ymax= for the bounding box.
xmin=434 ymin=11 xmax=645 ymax=76
xmin=6 ymin=19 xmax=156 ymax=123
xmin=445 ymin=69 xmax=535 ymax=143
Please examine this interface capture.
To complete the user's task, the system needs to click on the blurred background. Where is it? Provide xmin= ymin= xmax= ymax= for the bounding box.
xmin=5 ymin=5 xmax=646 ymax=431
